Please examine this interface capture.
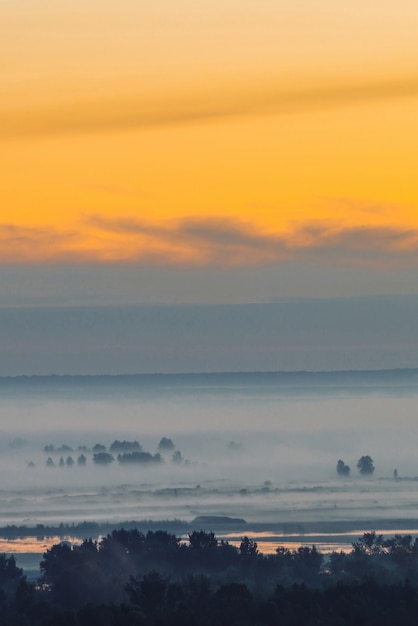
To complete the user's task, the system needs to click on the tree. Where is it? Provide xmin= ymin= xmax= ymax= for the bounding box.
xmin=110 ymin=440 xmax=142 ymax=453
xmin=93 ymin=452 xmax=114 ymax=465
xmin=158 ymin=437 xmax=175 ymax=452
xmin=126 ymin=570 xmax=168 ymax=610
xmin=0 ymin=554 xmax=24 ymax=587
xmin=352 ymin=531 xmax=384 ymax=555
xmin=239 ymin=536 xmax=258 ymax=559
xmin=172 ymin=450 xmax=183 ymax=465
xmin=188 ymin=531 xmax=218 ymax=553
xmin=117 ymin=451 xmax=162 ymax=464
xmin=357 ymin=455 xmax=375 ymax=475
xmin=227 ymin=441 xmax=243 ymax=451
xmin=293 ymin=546 xmax=324 ymax=575
xmin=336 ymin=459 xmax=350 ymax=476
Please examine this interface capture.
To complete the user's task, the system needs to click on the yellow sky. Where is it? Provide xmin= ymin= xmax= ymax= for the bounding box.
xmin=2 ymin=0 xmax=418 ymax=266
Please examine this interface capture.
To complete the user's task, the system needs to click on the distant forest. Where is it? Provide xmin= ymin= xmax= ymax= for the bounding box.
xmin=2 ymin=368 xmax=418 ymax=389
xmin=24 ymin=439 xmax=385 ymax=480
xmin=38 ymin=437 xmax=188 ymax=469
xmin=2 ymin=528 xmax=418 ymax=624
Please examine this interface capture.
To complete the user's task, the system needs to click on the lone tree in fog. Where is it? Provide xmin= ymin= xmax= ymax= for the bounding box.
xmin=357 ymin=455 xmax=375 ymax=475
xmin=336 ymin=459 xmax=350 ymax=476
xmin=158 ymin=437 xmax=175 ymax=452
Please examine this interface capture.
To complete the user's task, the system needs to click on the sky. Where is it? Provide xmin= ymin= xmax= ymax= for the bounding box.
xmin=1 ymin=1 xmax=418 ymax=373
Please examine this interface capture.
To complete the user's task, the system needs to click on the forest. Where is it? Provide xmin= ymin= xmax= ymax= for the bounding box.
xmin=40 ymin=438 xmax=184 ymax=469
xmin=2 ymin=528 xmax=418 ymax=624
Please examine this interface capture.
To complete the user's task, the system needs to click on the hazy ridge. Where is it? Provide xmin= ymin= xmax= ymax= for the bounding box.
xmin=1 ymin=367 xmax=418 ymax=389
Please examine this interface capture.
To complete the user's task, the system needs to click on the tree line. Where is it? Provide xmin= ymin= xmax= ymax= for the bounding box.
xmin=2 ymin=529 xmax=418 ymax=624
xmin=40 ymin=437 xmax=187 ymax=468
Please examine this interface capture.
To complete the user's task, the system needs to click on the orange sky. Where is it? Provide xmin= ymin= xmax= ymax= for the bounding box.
xmin=2 ymin=0 xmax=418 ymax=269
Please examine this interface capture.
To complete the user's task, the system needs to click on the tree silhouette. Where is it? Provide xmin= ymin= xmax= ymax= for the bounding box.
xmin=117 ymin=451 xmax=162 ymax=464
xmin=336 ymin=459 xmax=350 ymax=476
xmin=188 ymin=531 xmax=218 ymax=553
xmin=0 ymin=554 xmax=23 ymax=584
xmin=158 ymin=437 xmax=175 ymax=452
xmin=126 ymin=570 xmax=168 ymax=610
xmin=352 ymin=531 xmax=384 ymax=555
xmin=172 ymin=450 xmax=183 ymax=464
xmin=93 ymin=452 xmax=114 ymax=465
xmin=357 ymin=455 xmax=375 ymax=475
xmin=110 ymin=440 xmax=142 ymax=453
xmin=239 ymin=536 xmax=258 ymax=559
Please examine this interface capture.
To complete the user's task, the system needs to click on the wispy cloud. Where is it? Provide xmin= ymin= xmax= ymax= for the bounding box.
xmin=292 ymin=223 xmax=418 ymax=270
xmin=2 ymin=74 xmax=418 ymax=139
xmin=1 ymin=216 xmax=418 ymax=269
xmin=90 ymin=215 xmax=418 ymax=269
xmin=0 ymin=224 xmax=91 ymax=264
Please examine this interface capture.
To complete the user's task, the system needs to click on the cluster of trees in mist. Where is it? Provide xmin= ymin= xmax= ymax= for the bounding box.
xmin=336 ymin=455 xmax=375 ymax=477
xmin=337 ymin=456 xmax=405 ymax=481
xmin=40 ymin=437 xmax=188 ymax=470
xmin=2 ymin=530 xmax=418 ymax=625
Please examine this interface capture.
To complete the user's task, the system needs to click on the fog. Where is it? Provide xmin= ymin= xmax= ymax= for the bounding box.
xmin=0 ymin=372 xmax=418 ymax=531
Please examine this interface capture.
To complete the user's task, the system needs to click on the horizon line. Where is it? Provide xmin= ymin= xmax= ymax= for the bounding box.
xmin=1 ymin=368 xmax=417 ymax=382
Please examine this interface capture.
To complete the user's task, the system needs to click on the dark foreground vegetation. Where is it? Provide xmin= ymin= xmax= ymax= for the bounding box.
xmin=3 ymin=529 xmax=418 ymax=624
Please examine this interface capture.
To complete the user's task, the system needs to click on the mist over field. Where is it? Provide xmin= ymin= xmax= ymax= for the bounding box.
xmin=0 ymin=371 xmax=418 ymax=534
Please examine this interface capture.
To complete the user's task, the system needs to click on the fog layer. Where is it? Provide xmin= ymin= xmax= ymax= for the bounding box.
xmin=0 ymin=372 xmax=417 ymax=528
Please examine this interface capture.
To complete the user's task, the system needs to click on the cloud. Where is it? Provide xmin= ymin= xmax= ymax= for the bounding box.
xmin=2 ymin=216 xmax=418 ymax=270
xmin=2 ymin=74 xmax=418 ymax=139
xmin=91 ymin=215 xmax=418 ymax=269
xmin=0 ymin=224 xmax=95 ymax=264
xmin=293 ymin=223 xmax=418 ymax=270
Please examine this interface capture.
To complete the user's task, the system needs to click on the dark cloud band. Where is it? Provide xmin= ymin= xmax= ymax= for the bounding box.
xmin=1 ymin=216 xmax=418 ymax=269
xmin=2 ymin=74 xmax=418 ymax=139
